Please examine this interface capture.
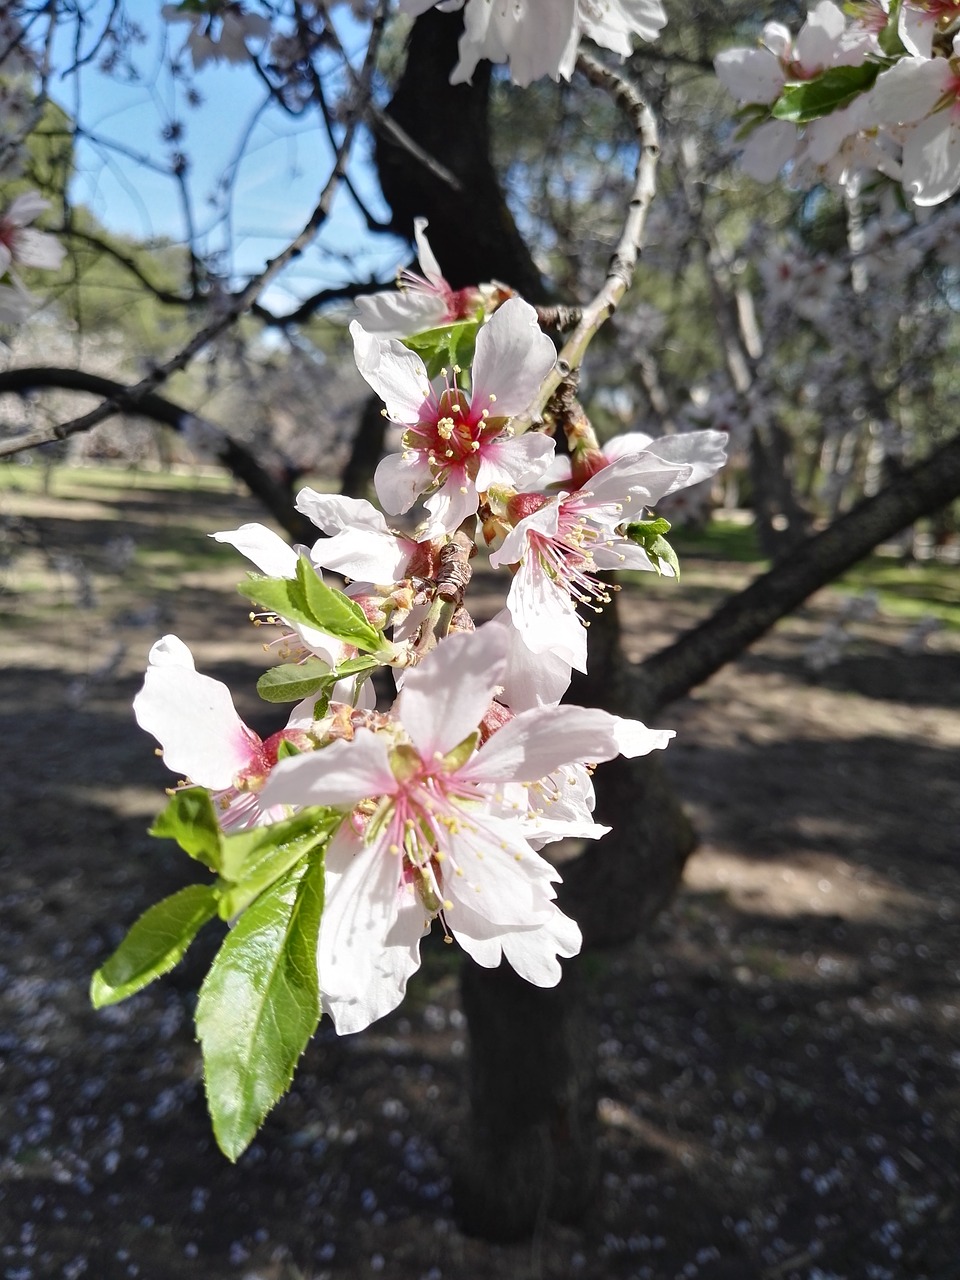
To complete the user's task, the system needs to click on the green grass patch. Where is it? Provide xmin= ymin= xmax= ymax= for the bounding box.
xmin=0 ymin=461 xmax=236 ymax=497
xmin=837 ymin=557 xmax=960 ymax=629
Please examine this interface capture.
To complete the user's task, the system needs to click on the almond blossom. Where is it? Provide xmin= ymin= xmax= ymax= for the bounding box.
xmin=354 ymin=217 xmax=505 ymax=340
xmin=260 ymin=624 xmax=673 ymax=1033
xmin=133 ymin=635 xmax=314 ymax=831
xmin=870 ymin=38 xmax=960 ymax=204
xmin=400 ymin=0 xmax=666 ymax=87
xmin=352 ymin=296 xmax=557 ymax=536
xmin=489 ymin=442 xmax=725 ymax=674
xmin=0 ymin=190 xmax=65 ymax=322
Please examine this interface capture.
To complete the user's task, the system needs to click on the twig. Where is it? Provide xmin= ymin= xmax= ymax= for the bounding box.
xmin=0 ymin=2 xmax=388 ymax=462
xmin=513 ymin=53 xmax=660 ymax=432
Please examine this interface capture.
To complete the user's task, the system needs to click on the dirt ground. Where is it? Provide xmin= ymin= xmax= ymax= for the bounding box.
xmin=1 ymin=469 xmax=958 ymax=1280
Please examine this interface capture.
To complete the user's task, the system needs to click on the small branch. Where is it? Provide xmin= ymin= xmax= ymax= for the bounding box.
xmin=2 ymin=8 xmax=388 ymax=458
xmin=514 ymin=53 xmax=660 ymax=431
xmin=636 ymin=429 xmax=960 ymax=714
xmin=0 ymin=367 xmax=315 ymax=542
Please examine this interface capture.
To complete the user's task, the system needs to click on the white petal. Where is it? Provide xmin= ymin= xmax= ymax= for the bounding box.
xmin=12 ymin=228 xmax=64 ymax=271
xmin=260 ymin=729 xmax=395 ymax=810
xmin=350 ymin=321 xmax=432 ymax=423
xmin=421 ymin=473 xmax=480 ymax=536
xmin=500 ymin=907 xmax=582 ymax=986
xmin=316 ymin=824 xmax=404 ymax=1013
xmin=210 ymin=523 xmax=298 ymax=578
xmin=869 ymin=57 xmax=947 ymax=127
xmin=374 ymin=449 xmax=434 ymax=515
xmin=714 ymin=47 xmax=785 ymax=106
xmin=4 ymin=191 xmax=49 ymax=226
xmin=462 ymin=705 xmax=671 ymax=784
xmin=354 ymin=289 xmax=447 ymax=340
xmin=740 ymin=119 xmax=798 ymax=183
xmin=475 ymin=432 xmax=556 ymax=491
xmin=146 ymin=633 xmax=196 ymax=669
xmin=398 ymin=623 xmax=507 ymax=759
xmin=412 ymin=216 xmax=445 ymax=287
xmin=133 ymin=664 xmax=256 ymax=789
xmin=494 ymin=610 xmax=572 ymax=712
xmin=607 ymin=430 xmax=727 ymax=490
xmin=903 ymin=111 xmax=960 ymax=206
xmin=469 ymin=297 xmax=557 ymax=418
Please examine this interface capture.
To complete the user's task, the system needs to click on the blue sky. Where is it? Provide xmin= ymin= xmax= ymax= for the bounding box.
xmin=41 ymin=2 xmax=408 ymax=315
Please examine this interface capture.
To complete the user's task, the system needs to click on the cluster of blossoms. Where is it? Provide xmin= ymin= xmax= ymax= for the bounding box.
xmin=127 ymin=277 xmax=726 ymax=1051
xmin=399 ymin=0 xmax=667 ymax=86
xmin=716 ymin=0 xmax=960 ymax=205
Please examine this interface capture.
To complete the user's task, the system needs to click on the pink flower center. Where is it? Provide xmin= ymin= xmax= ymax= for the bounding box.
xmin=403 ymin=371 xmax=501 ymax=477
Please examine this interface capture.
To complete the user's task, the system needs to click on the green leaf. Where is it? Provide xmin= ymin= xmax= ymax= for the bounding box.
xmin=624 ymin=519 xmax=681 ymax=580
xmin=91 ymin=884 xmax=218 ymax=1008
xmin=238 ymin=559 xmax=388 ymax=654
xmin=149 ymin=788 xmax=223 ymax=872
xmin=294 ymin=557 xmax=386 ymax=653
xmin=196 ymin=854 xmax=325 ymax=1161
xmin=256 ymin=657 xmax=332 ymax=703
xmin=237 ymin=573 xmax=318 ymax=633
xmin=402 ymin=317 xmax=482 ymax=380
xmin=772 ymin=63 xmax=881 ymax=124
xmin=216 ymin=807 xmax=340 ymax=919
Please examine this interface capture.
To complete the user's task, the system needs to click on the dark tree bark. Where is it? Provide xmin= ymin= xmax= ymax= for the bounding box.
xmin=376 ymin=14 xmax=960 ymax=1244
xmin=0 ymin=367 xmax=316 ymax=543
xmin=375 ymin=10 xmax=547 ymax=300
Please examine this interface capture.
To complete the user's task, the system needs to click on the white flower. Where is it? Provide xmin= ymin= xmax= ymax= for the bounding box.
xmin=400 ymin=0 xmax=666 ymax=87
xmin=870 ymin=41 xmax=960 ymax=205
xmin=133 ymin=635 xmax=314 ymax=830
xmin=260 ymin=624 xmax=672 ymax=1033
xmin=0 ymin=191 xmax=64 ymax=276
xmin=354 ymin=217 xmax=492 ymax=339
xmin=352 ymin=296 xmax=556 ymax=536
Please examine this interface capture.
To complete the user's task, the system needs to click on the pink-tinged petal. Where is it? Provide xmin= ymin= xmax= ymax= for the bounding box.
xmin=469 ymin=297 xmax=556 ymax=418
xmin=898 ymin=3 xmax=934 ymax=59
xmin=374 ymin=449 xmax=435 ymax=515
xmin=260 ymin=729 xmax=395 ymax=810
xmin=210 ymin=523 xmax=298 ymax=578
xmin=323 ymin=889 xmax=426 ymax=1035
xmin=316 ymin=823 xmax=404 ymax=1012
xmin=475 ymin=432 xmax=556 ymax=491
xmin=903 ymin=111 xmax=960 ymax=206
xmin=489 ymin=499 xmax=560 ymax=568
xmin=462 ymin=705 xmax=669 ymax=785
xmin=134 ymin=664 xmax=257 ymax=789
xmin=592 ymin=540 xmax=662 ymax=573
xmin=350 ymin=321 xmax=432 ymax=423
xmin=145 ymin=633 xmax=196 ymax=669
xmin=500 ymin=908 xmax=582 ymax=986
xmin=398 ymin=624 xmax=507 ymax=759
xmin=420 ymin=472 xmax=480 ymax=537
